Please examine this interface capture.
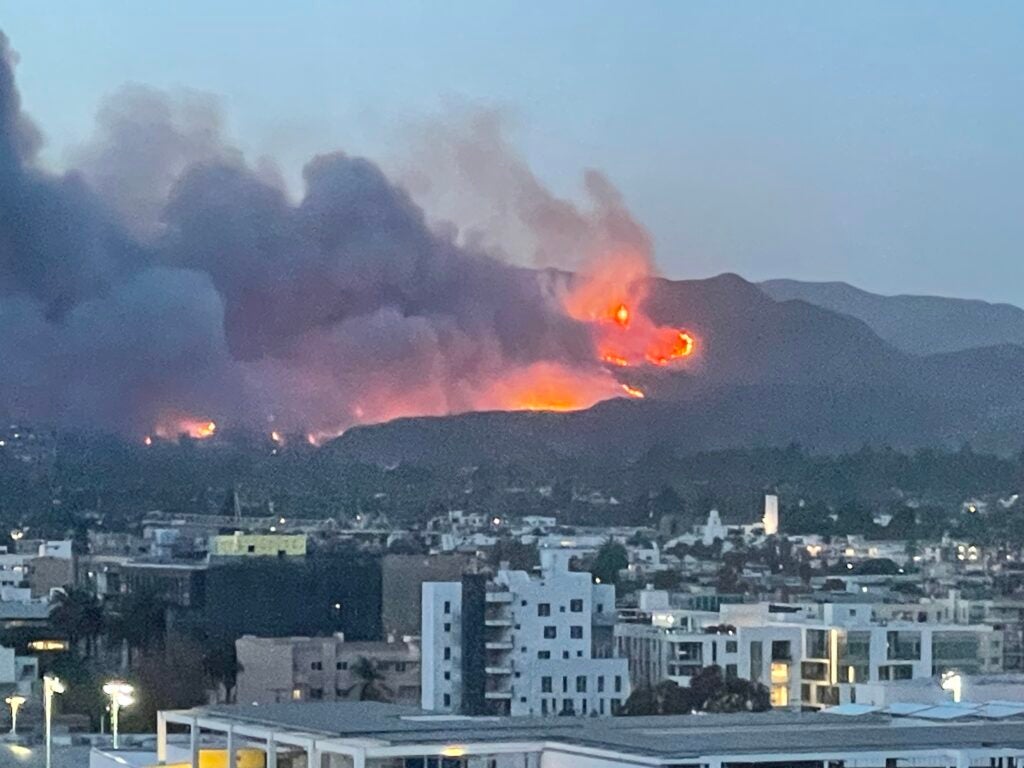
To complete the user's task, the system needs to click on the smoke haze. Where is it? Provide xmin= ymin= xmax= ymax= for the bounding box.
xmin=0 ymin=31 xmax=665 ymax=440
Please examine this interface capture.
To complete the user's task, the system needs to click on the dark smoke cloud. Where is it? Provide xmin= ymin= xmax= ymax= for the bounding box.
xmin=0 ymin=30 xmax=629 ymax=437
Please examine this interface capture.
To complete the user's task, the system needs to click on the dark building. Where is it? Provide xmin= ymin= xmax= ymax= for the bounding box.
xmin=184 ymin=554 xmax=382 ymax=643
xmin=381 ymin=554 xmax=474 ymax=638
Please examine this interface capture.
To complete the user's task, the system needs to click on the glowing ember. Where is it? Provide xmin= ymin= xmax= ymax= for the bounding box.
xmin=143 ymin=436 xmax=153 ymax=446
xmin=270 ymin=430 xmax=282 ymax=444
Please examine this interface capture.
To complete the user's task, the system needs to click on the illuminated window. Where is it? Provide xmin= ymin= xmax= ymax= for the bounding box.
xmin=770 ymin=661 xmax=789 ymax=684
xmin=291 ymin=688 xmax=301 ymax=700
xmin=770 ymin=684 xmax=789 ymax=707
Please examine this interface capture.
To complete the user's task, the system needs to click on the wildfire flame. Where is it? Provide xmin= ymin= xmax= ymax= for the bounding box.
xmin=145 ymin=253 xmax=695 ymax=443
xmin=564 ymin=250 xmax=697 ymax=371
xmin=153 ymin=416 xmax=217 ymax=441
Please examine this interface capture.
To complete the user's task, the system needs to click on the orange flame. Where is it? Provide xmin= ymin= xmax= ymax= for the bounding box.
xmin=564 ymin=255 xmax=696 ymax=371
xmin=620 ymin=383 xmax=645 ymax=399
xmin=153 ymin=416 xmax=217 ymax=441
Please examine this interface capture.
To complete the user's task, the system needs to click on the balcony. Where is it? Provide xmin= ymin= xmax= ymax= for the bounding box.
xmin=484 ymin=618 xmax=514 ymax=627
xmin=484 ymin=690 xmax=513 ymax=700
xmin=485 ymin=665 xmax=513 ymax=675
xmin=485 ymin=641 xmax=514 ymax=651
xmin=485 ymin=590 xmax=513 ymax=603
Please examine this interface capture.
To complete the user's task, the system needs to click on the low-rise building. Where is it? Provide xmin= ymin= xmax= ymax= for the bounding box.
xmin=156 ymin=700 xmax=1024 ymax=768
xmin=236 ymin=633 xmax=420 ymax=705
xmin=209 ymin=533 xmax=307 ymax=558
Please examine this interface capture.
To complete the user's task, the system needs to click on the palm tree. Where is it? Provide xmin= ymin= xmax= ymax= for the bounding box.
xmin=202 ymin=639 xmax=242 ymax=703
xmin=51 ymin=586 xmax=104 ymax=657
xmin=345 ymin=656 xmax=393 ymax=702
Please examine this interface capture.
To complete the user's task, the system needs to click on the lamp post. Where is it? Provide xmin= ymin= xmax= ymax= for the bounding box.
xmin=43 ymin=675 xmax=65 ymax=768
xmin=4 ymin=694 xmax=25 ymax=735
xmin=101 ymin=681 xmax=134 ymax=749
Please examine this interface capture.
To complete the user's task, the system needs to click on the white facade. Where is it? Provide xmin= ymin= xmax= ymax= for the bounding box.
xmin=763 ymin=494 xmax=779 ymax=536
xmin=422 ymin=549 xmax=629 ymax=717
xmin=616 ymin=598 xmax=1002 ymax=710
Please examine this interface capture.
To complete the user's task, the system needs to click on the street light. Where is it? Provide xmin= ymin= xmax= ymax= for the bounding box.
xmin=43 ymin=675 xmax=65 ymax=768
xmin=101 ymin=681 xmax=134 ymax=749
xmin=4 ymin=694 xmax=25 ymax=735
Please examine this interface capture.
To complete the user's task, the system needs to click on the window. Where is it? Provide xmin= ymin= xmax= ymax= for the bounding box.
xmin=311 ymin=661 xmax=323 ymax=670
xmin=538 ymin=650 xmax=551 ymax=659
xmin=562 ymin=699 xmax=575 ymax=714
xmin=597 ymin=603 xmax=604 ymax=613
xmin=542 ymin=676 xmax=553 ymax=693
xmin=538 ymin=603 xmax=551 ymax=617
xmin=598 ymin=676 xmax=605 ymax=692
xmin=443 ymin=623 xmax=451 ymax=632
xmin=443 ymin=671 xmax=450 ymax=680
xmin=541 ymin=699 xmax=548 ymax=715
xmin=576 ymin=675 xmax=587 ymax=693
xmin=336 ymin=661 xmax=348 ymax=670
xmin=726 ymin=664 xmax=738 ymax=679
xmin=444 ymin=601 xmax=451 ymax=614
xmin=309 ymin=688 xmax=324 ymax=700
xmin=395 ymin=663 xmax=407 ymax=672
xmin=443 ymin=647 xmax=451 ymax=660
xmin=570 ymin=599 xmax=584 ymax=612
xmin=570 ymin=625 xmax=583 ymax=639
xmin=291 ymin=688 xmax=302 ymax=700
xmin=544 ymin=626 xmax=557 ymax=639
xmin=563 ymin=651 xmax=570 ymax=659
xmin=562 ymin=676 xmax=569 ymax=692
xmin=726 ymin=640 xmax=738 ymax=653
xmin=443 ymin=693 xmax=451 ymax=707
xmin=247 ymin=545 xmax=256 ymax=553
xmin=614 ymin=675 xmax=622 ymax=693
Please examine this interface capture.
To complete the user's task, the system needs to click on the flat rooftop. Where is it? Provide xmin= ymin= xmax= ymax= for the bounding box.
xmin=182 ymin=702 xmax=1024 ymax=760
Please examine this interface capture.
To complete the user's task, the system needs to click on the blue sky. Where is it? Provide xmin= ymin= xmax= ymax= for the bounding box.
xmin=3 ymin=1 xmax=1022 ymax=304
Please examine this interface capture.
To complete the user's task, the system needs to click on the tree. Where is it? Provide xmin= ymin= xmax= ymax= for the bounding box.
xmin=202 ymin=639 xmax=242 ymax=703
xmin=591 ymin=539 xmax=628 ymax=586
xmin=704 ymin=676 xmax=771 ymax=713
xmin=51 ymin=587 xmax=104 ymax=658
xmin=105 ymin=587 xmax=168 ymax=663
xmin=619 ymin=666 xmax=768 ymax=716
xmin=345 ymin=656 xmax=393 ymax=702
xmin=124 ymin=639 xmax=211 ymax=732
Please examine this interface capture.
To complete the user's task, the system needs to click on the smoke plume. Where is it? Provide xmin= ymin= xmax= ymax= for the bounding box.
xmin=1 ymin=30 xmax=678 ymax=441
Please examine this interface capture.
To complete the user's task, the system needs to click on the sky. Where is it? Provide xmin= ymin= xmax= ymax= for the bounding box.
xmin=3 ymin=1 xmax=1022 ymax=305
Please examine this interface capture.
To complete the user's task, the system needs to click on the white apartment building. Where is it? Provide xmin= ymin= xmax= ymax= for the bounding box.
xmin=422 ymin=549 xmax=630 ymax=717
xmin=616 ymin=593 xmax=1001 ymax=710
xmin=236 ymin=633 xmax=420 ymax=705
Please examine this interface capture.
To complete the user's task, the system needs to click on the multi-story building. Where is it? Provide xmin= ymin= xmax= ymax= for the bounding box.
xmin=616 ymin=593 xmax=1001 ymax=710
xmin=236 ymin=633 xmax=420 ymax=705
xmin=422 ymin=549 xmax=630 ymax=717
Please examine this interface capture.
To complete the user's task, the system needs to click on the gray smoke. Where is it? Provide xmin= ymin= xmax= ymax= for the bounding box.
xmin=2 ymin=30 xmax=648 ymax=437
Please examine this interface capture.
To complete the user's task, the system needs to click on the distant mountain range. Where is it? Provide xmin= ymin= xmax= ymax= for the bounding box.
xmin=760 ymin=279 xmax=1024 ymax=355
xmin=326 ymin=274 xmax=1024 ymax=465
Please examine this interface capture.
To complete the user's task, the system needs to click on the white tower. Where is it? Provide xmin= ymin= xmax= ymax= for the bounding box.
xmin=763 ymin=494 xmax=779 ymax=536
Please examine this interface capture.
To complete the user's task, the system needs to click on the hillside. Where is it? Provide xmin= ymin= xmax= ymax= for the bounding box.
xmin=760 ymin=279 xmax=1024 ymax=355
xmin=325 ymin=274 xmax=1024 ymax=466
